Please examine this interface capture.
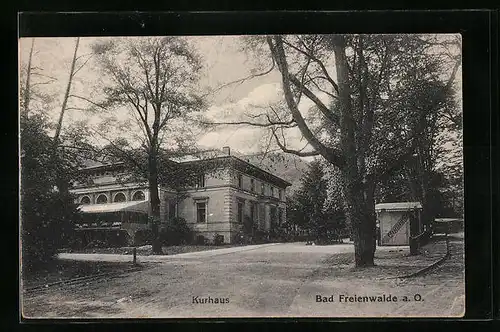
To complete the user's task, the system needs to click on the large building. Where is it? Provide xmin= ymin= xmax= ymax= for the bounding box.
xmin=70 ymin=147 xmax=291 ymax=245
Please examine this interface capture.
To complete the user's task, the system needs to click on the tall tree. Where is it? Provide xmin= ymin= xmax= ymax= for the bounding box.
xmin=53 ymin=37 xmax=80 ymax=145
xmin=382 ymin=36 xmax=462 ymax=233
xmin=51 ymin=37 xmax=82 ymax=195
xmin=22 ymin=39 xmax=35 ymax=116
xmin=20 ymin=112 xmax=81 ymax=268
xmin=293 ymin=160 xmax=328 ymax=240
xmin=90 ymin=37 xmax=205 ymax=254
xmin=206 ymin=34 xmax=460 ymax=266
xmin=19 ymin=39 xmax=58 ymax=118
xmin=20 ymin=38 xmax=94 ymax=266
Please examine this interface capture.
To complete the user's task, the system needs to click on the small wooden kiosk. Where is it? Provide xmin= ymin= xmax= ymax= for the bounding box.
xmin=375 ymin=202 xmax=423 ymax=246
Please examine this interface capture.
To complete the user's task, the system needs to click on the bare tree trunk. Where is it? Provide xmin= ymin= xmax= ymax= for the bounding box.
xmin=343 ymin=176 xmax=376 ymax=267
xmin=364 ymin=180 xmax=377 ymax=254
xmin=332 ymin=35 xmax=375 ymax=267
xmin=51 ymin=37 xmax=80 ymax=195
xmin=54 ymin=37 xmax=80 ymax=143
xmin=148 ymin=151 xmax=163 ymax=254
xmin=22 ymin=38 xmax=35 ymax=116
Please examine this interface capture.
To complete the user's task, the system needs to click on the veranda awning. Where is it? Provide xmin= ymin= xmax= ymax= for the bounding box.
xmin=78 ymin=201 xmax=149 ymax=214
xmin=375 ymin=202 xmax=422 ymax=212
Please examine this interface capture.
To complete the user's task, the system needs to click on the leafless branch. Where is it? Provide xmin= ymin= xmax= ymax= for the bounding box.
xmin=69 ymin=95 xmax=109 ymax=111
xmin=73 ymin=53 xmax=94 ymax=77
xmin=268 ymin=35 xmax=345 ymax=168
xmin=288 ymin=74 xmax=339 ymax=125
xmin=31 ymin=72 xmax=58 ymax=81
xmin=283 ymin=37 xmax=339 ymax=93
xmin=271 ymin=129 xmax=320 ymax=157
xmin=201 ymin=117 xmax=296 ymax=128
xmin=31 ymin=80 xmax=56 ymax=87
xmin=87 ymin=127 xmax=144 ymax=171
xmin=201 ymin=60 xmax=276 ymax=98
xmin=259 ymin=132 xmax=274 ymax=164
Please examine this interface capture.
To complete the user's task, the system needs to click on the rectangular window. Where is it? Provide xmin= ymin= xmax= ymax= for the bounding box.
xmin=196 ymin=202 xmax=206 ymax=223
xmin=250 ymin=202 xmax=257 ymax=222
xmin=270 ymin=206 xmax=277 ymax=226
xmin=238 ymin=173 xmax=243 ymax=188
xmin=237 ymin=200 xmax=244 ymax=223
xmin=278 ymin=207 xmax=283 ymax=225
xmin=195 ymin=173 xmax=205 ymax=188
xmin=261 ymin=183 xmax=265 ymax=195
xmin=271 ymin=186 xmax=275 ymax=197
xmin=279 ymin=189 xmax=283 ymax=200
xmin=168 ymin=201 xmax=177 ymax=219
xmin=250 ymin=179 xmax=255 ymax=192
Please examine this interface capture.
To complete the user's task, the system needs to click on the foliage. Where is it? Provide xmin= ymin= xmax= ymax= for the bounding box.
xmin=242 ymin=215 xmax=257 ymax=237
xmin=232 ymin=232 xmax=245 ymax=245
xmin=90 ymin=37 xmax=207 ymax=254
xmin=213 ymin=234 xmax=225 ymax=246
xmin=270 ymin=223 xmax=293 ymax=242
xmin=287 ymin=160 xmax=329 ymax=241
xmin=159 ymin=217 xmax=193 ymax=245
xmin=195 ymin=235 xmax=207 ymax=245
xmin=20 ymin=114 xmax=81 ymax=267
xmin=134 ymin=229 xmax=154 ymax=246
xmin=236 ymin=34 xmax=461 ymax=265
xmin=253 ymin=230 xmax=270 ymax=244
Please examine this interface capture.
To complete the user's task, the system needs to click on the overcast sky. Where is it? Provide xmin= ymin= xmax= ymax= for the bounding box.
xmin=19 ymin=36 xmax=298 ymax=155
xmin=19 ymin=35 xmax=462 ymax=159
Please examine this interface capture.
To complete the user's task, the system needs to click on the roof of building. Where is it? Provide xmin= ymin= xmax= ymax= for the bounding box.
xmin=80 ymin=161 xmax=126 ymax=171
xmin=375 ymin=202 xmax=423 ymax=211
xmin=80 ymin=147 xmax=292 ymax=188
xmin=434 ymin=218 xmax=463 ymax=223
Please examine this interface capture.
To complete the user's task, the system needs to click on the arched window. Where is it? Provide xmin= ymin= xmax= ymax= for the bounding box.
xmin=80 ymin=196 xmax=91 ymax=205
xmin=132 ymin=191 xmax=145 ymax=201
xmin=96 ymin=194 xmax=108 ymax=204
xmin=113 ymin=192 xmax=126 ymax=203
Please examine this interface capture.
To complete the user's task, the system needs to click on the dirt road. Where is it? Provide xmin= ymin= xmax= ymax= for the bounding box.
xmin=22 ymin=240 xmax=464 ymax=318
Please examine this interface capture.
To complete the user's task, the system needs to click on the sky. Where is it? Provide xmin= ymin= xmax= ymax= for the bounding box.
xmin=19 ymin=36 xmax=294 ymax=155
xmin=19 ymin=35 xmax=462 ymax=160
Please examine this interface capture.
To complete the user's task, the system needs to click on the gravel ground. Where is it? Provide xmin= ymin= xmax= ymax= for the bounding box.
xmin=21 ymin=260 xmax=141 ymax=290
xmin=22 ymin=237 xmax=464 ymax=319
xmin=59 ymin=244 xmax=243 ymax=256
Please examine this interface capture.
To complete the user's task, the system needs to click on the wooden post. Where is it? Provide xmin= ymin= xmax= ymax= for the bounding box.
xmin=133 ymin=247 xmax=137 ymax=265
xmin=445 ymin=221 xmax=450 ymax=256
xmin=409 ymin=211 xmax=419 ymax=255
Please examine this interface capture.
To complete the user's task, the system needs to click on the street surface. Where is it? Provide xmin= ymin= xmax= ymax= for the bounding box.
xmin=23 ymin=238 xmax=464 ymax=318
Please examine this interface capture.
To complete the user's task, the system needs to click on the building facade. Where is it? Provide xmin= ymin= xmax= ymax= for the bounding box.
xmin=70 ymin=148 xmax=291 ymax=245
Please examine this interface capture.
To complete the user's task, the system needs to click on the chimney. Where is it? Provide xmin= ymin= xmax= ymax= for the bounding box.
xmin=222 ymin=146 xmax=231 ymax=155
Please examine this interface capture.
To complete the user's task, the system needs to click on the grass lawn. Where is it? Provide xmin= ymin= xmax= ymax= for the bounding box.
xmin=22 ymin=259 xmax=141 ymax=290
xmin=58 ymin=244 xmax=245 ymax=256
xmin=24 ymin=243 xmax=251 ymax=289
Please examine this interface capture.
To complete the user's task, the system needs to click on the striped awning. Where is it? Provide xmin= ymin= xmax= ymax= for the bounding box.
xmin=78 ymin=201 xmax=149 ymax=214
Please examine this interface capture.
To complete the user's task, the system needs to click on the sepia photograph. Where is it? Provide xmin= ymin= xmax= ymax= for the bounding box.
xmin=19 ymin=34 xmax=464 ymax=318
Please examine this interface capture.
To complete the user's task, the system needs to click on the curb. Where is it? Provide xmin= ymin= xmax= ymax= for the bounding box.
xmin=396 ymin=237 xmax=451 ymax=279
xmin=58 ymin=243 xmax=281 ymax=262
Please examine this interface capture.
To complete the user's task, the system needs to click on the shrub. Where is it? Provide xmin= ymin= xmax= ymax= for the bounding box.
xmin=232 ymin=231 xmax=246 ymax=245
xmin=159 ymin=217 xmax=193 ymax=245
xmin=21 ymin=186 xmax=80 ymax=268
xmin=253 ymin=230 xmax=269 ymax=244
xmin=195 ymin=235 xmax=206 ymax=245
xmin=238 ymin=215 xmax=259 ymax=244
xmin=242 ymin=215 xmax=257 ymax=236
xmin=271 ymin=223 xmax=292 ymax=242
xmin=21 ymin=114 xmax=80 ymax=269
xmin=213 ymin=234 xmax=224 ymax=246
xmin=134 ymin=229 xmax=154 ymax=246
